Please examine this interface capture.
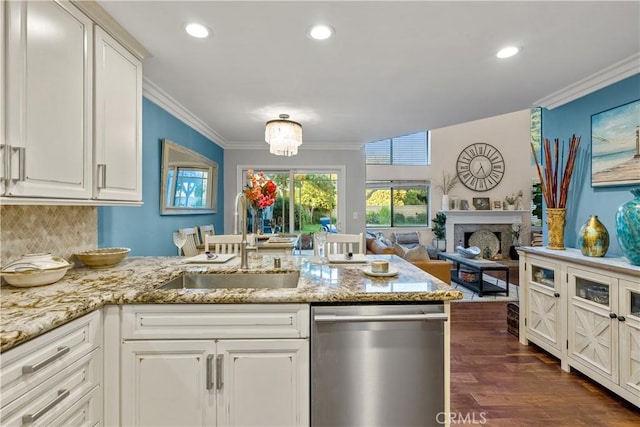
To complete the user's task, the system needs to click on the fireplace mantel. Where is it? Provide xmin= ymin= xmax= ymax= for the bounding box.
xmin=443 ymin=210 xmax=527 ymax=252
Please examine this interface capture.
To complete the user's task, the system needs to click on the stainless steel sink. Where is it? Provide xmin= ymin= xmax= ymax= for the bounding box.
xmin=160 ymin=272 xmax=300 ymax=290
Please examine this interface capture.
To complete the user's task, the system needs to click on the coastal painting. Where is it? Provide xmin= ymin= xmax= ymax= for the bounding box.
xmin=591 ymin=100 xmax=640 ymax=187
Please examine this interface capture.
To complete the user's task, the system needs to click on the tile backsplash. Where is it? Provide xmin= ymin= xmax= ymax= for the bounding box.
xmin=0 ymin=205 xmax=97 ymax=264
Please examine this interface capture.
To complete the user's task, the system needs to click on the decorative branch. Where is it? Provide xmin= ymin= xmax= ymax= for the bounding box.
xmin=435 ymin=171 xmax=459 ymax=195
xmin=530 ymin=135 xmax=580 ymax=209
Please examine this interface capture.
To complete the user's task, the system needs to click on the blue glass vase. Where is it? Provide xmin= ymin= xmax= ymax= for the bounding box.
xmin=615 ymin=189 xmax=640 ymax=266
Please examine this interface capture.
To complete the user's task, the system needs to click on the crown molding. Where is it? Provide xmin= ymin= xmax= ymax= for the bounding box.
xmin=535 ymin=53 xmax=640 ymax=109
xmin=229 ymin=142 xmax=364 ymax=151
xmin=71 ymin=0 xmax=149 ymax=59
xmin=142 ymin=77 xmax=228 ymax=147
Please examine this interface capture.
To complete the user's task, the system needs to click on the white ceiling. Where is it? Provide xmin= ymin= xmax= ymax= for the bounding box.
xmin=98 ymin=1 xmax=640 ymax=149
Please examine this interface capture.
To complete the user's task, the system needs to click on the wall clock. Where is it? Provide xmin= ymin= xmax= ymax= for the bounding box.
xmin=456 ymin=143 xmax=505 ymax=192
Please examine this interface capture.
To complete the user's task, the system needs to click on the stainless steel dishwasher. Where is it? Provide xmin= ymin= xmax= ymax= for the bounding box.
xmin=311 ymin=304 xmax=448 ymax=427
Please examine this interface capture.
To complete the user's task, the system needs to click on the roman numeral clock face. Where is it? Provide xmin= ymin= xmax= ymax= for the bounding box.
xmin=456 ymin=143 xmax=505 ymax=191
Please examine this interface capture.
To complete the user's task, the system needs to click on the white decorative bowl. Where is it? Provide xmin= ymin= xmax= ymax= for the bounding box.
xmin=456 ymin=246 xmax=481 ymax=259
xmin=1 ymin=253 xmax=73 ymax=287
xmin=75 ymin=248 xmax=130 ymax=269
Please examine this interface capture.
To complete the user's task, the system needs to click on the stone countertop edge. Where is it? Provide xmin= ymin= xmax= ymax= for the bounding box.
xmin=0 ymin=255 xmax=462 ymax=352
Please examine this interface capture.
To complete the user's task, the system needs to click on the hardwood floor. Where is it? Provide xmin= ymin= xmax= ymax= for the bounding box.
xmin=450 ymin=302 xmax=640 ymax=426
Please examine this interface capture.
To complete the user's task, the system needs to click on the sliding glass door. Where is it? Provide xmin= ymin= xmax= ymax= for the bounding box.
xmin=240 ymin=168 xmax=341 ymax=234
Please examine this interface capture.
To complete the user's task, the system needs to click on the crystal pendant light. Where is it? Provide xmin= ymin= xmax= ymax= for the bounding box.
xmin=265 ymin=114 xmax=302 ymax=156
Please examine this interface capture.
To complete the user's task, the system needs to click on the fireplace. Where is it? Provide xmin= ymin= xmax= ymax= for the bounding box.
xmin=443 ymin=210 xmax=525 ymax=254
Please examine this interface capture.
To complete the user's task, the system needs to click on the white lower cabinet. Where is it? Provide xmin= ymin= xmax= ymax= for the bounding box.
xmin=522 ymin=256 xmax=564 ymax=361
xmin=520 ymin=248 xmax=640 ymax=406
xmin=567 ymin=267 xmax=619 ymax=383
xmin=0 ymin=311 xmax=103 ymax=427
xmin=121 ymin=340 xmax=216 ymax=427
xmin=120 ymin=304 xmax=310 ymax=427
xmin=619 ymin=279 xmax=640 ymax=401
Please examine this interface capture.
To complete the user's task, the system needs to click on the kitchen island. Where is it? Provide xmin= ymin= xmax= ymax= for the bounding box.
xmin=0 ymin=255 xmax=461 ymax=427
xmin=0 ymin=254 xmax=461 ymax=352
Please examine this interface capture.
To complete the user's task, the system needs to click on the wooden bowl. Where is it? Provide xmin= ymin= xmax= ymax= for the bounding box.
xmin=75 ymin=248 xmax=130 ymax=269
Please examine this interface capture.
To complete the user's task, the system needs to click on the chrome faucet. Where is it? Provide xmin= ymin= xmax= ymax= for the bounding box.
xmin=235 ymin=192 xmax=249 ymax=269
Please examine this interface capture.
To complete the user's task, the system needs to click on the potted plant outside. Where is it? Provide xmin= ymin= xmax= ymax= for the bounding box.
xmin=431 ymin=211 xmax=447 ymax=251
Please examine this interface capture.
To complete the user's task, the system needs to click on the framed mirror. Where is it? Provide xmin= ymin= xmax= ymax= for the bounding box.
xmin=160 ymin=139 xmax=218 ymax=215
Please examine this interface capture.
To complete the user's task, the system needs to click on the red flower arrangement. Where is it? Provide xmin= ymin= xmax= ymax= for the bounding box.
xmin=244 ymin=170 xmax=277 ymax=210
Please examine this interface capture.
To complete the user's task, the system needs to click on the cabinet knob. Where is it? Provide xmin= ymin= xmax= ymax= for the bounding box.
xmin=617 ymin=315 xmax=626 ymax=322
xmin=609 ymin=313 xmax=617 ymax=319
xmin=554 ymin=292 xmax=560 ymax=298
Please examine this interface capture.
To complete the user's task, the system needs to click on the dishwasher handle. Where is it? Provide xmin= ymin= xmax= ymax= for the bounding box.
xmin=314 ymin=313 xmax=448 ymax=323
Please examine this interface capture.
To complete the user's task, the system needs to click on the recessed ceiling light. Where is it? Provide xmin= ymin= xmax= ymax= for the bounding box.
xmin=185 ymin=23 xmax=210 ymax=39
xmin=308 ymin=24 xmax=334 ymax=40
xmin=496 ymin=46 xmax=519 ymax=59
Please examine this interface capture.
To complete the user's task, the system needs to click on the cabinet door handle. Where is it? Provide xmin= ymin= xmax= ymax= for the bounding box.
xmin=206 ymin=354 xmax=214 ymax=390
xmin=16 ymin=147 xmax=26 ymax=181
xmin=97 ymin=164 xmax=107 ymax=189
xmin=22 ymin=389 xmax=70 ymax=424
xmin=216 ymin=354 xmax=223 ymax=391
xmin=22 ymin=346 xmax=70 ymax=374
xmin=0 ymin=144 xmax=5 ymax=181
xmin=554 ymin=292 xmax=560 ymax=298
xmin=609 ymin=313 xmax=617 ymax=319
xmin=617 ymin=316 xmax=626 ymax=322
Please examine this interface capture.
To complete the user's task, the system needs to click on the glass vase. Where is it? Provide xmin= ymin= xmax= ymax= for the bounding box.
xmin=250 ymin=207 xmax=262 ymax=235
xmin=616 ymin=189 xmax=640 ymax=266
xmin=546 ymin=208 xmax=566 ymax=250
xmin=578 ymin=215 xmax=609 ymax=257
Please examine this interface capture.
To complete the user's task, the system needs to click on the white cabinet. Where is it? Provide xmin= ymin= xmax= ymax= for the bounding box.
xmin=521 ymin=256 xmax=564 ymax=362
xmin=567 ymin=267 xmax=619 ymax=383
xmin=0 ymin=311 xmax=103 ymax=427
xmin=120 ymin=304 xmax=310 ymax=427
xmin=217 ymin=339 xmax=308 ymax=427
xmin=567 ymin=267 xmax=640 ymax=404
xmin=519 ymin=247 xmax=640 ymax=405
xmin=619 ymin=280 xmax=640 ymax=401
xmin=121 ymin=340 xmax=216 ymax=427
xmin=4 ymin=0 xmax=93 ymax=199
xmin=2 ymin=0 xmax=143 ymax=204
xmin=94 ymin=27 xmax=142 ymax=202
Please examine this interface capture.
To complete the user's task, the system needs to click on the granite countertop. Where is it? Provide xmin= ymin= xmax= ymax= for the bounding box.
xmin=0 ymin=254 xmax=462 ymax=352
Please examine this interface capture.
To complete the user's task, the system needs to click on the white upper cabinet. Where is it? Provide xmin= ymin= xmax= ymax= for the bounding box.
xmin=94 ymin=27 xmax=142 ymax=202
xmin=2 ymin=0 xmax=144 ymax=204
xmin=4 ymin=0 xmax=93 ymax=199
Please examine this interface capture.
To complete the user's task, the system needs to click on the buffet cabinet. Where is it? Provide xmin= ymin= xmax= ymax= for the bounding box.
xmin=1 ymin=0 xmax=142 ymax=204
xmin=0 ymin=311 xmax=103 ymax=426
xmin=519 ymin=247 xmax=640 ymax=405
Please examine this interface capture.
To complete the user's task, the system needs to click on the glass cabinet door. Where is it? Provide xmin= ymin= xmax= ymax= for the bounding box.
xmin=575 ymin=277 xmax=610 ymax=307
xmin=530 ymin=264 xmax=555 ymax=288
xmin=629 ymin=290 xmax=640 ymax=319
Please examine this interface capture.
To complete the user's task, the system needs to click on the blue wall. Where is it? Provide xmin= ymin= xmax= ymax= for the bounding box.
xmin=542 ymin=74 xmax=640 ymax=256
xmin=98 ymin=98 xmax=225 ymax=256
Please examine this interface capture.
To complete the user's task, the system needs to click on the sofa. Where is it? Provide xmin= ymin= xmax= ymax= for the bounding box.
xmin=366 ymin=236 xmax=452 ymax=284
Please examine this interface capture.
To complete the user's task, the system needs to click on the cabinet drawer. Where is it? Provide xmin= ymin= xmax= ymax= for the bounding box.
xmin=49 ymin=385 xmax=102 ymax=427
xmin=0 ymin=348 xmax=101 ymax=426
xmin=122 ymin=304 xmax=310 ymax=339
xmin=1 ymin=311 xmax=101 ymax=406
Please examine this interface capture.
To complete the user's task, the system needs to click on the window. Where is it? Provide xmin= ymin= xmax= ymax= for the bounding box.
xmin=365 ymin=131 xmax=429 ymax=165
xmin=366 ymin=181 xmax=429 ymax=227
